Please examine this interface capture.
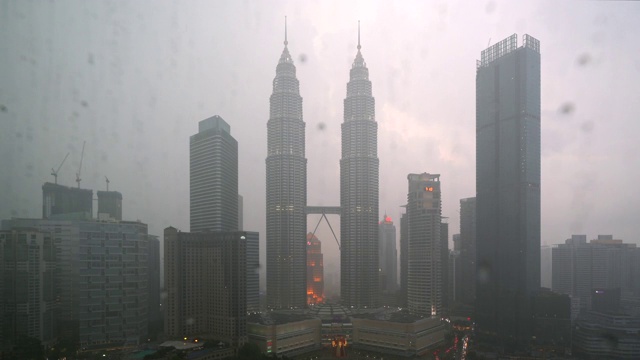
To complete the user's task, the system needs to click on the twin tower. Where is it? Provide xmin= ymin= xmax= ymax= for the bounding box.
xmin=266 ymin=22 xmax=379 ymax=309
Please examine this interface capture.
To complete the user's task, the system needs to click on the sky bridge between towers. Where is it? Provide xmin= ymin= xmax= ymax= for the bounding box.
xmin=306 ymin=206 xmax=341 ymax=250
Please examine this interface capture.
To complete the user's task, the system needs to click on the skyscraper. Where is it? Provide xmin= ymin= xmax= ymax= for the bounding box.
xmin=407 ymin=173 xmax=442 ymax=317
xmin=340 ymin=23 xmax=379 ymax=309
xmin=459 ymin=197 xmax=476 ymax=305
xmin=475 ymin=34 xmax=541 ymax=344
xmin=379 ymin=215 xmax=397 ymax=294
xmin=266 ymin=22 xmax=307 ymax=309
xmin=164 ymin=227 xmax=250 ymax=347
xmin=190 ymin=115 xmax=238 ymax=232
xmin=97 ymin=190 xmax=122 ymax=220
xmin=399 ymin=211 xmax=408 ymax=307
xmin=42 ymin=182 xmax=93 ymax=219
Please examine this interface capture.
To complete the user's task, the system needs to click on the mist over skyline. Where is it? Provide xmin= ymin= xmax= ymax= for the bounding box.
xmin=2 ymin=1 xmax=639 ymax=292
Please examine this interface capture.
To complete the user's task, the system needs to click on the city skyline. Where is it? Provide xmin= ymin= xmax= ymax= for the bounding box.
xmin=2 ymin=1 xmax=640 ymax=294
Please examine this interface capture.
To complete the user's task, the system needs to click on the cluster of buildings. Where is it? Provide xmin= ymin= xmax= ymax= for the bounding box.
xmin=0 ymin=182 xmax=161 ymax=353
xmin=4 ymin=18 xmax=638 ymax=359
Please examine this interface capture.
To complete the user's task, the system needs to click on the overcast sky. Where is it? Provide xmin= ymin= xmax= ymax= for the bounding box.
xmin=2 ymin=0 xmax=639 ymax=293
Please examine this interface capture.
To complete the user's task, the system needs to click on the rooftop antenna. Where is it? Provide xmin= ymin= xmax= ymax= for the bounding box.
xmin=488 ymin=37 xmax=491 ymax=47
xmin=105 ymin=176 xmax=110 ymax=191
xmin=76 ymin=141 xmax=86 ymax=188
xmin=357 ymin=20 xmax=361 ymax=50
xmin=284 ymin=16 xmax=288 ymax=46
xmin=51 ymin=152 xmax=69 ymax=184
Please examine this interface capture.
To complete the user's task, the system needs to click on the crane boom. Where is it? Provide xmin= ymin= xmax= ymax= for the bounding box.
xmin=76 ymin=141 xmax=86 ymax=188
xmin=51 ymin=152 xmax=69 ymax=184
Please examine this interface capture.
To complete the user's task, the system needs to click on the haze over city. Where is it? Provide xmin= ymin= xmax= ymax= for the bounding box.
xmin=2 ymin=0 xmax=639 ymax=297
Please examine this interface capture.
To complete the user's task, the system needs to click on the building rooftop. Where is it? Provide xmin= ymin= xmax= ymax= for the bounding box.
xmin=247 ymin=312 xmax=316 ymax=326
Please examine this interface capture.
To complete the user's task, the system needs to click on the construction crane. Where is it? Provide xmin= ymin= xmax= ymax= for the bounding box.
xmin=76 ymin=141 xmax=86 ymax=188
xmin=105 ymin=176 xmax=110 ymax=191
xmin=50 ymin=152 xmax=69 ymax=184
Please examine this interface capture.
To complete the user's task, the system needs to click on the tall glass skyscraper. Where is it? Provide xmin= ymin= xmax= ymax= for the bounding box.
xmin=190 ymin=115 xmax=238 ymax=232
xmin=475 ymin=34 xmax=541 ymax=345
xmin=340 ymin=25 xmax=379 ymax=308
xmin=266 ymin=23 xmax=307 ymax=309
xmin=407 ymin=173 xmax=442 ymax=317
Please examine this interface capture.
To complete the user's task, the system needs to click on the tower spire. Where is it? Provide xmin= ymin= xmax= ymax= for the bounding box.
xmin=357 ymin=20 xmax=361 ymax=50
xmin=284 ymin=16 xmax=288 ymax=47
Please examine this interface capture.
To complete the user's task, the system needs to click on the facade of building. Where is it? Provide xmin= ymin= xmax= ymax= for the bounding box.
xmin=97 ymin=190 xmax=123 ymax=221
xmin=246 ymin=232 xmax=260 ymax=313
xmin=475 ymin=34 xmax=541 ymax=344
xmin=340 ymin=28 xmax=379 ymax=309
xmin=42 ymin=182 xmax=93 ymax=219
xmin=266 ymin=27 xmax=307 ymax=310
xmin=0 ymin=229 xmax=56 ymax=346
xmin=399 ymin=212 xmax=408 ymax=307
xmin=378 ymin=215 xmax=397 ymax=294
xmin=572 ymin=311 xmax=640 ymax=359
xmin=541 ymin=245 xmax=552 ymax=289
xmin=552 ymin=235 xmax=639 ymax=312
xmin=351 ymin=311 xmax=446 ymax=357
xmin=190 ymin=115 xmax=238 ymax=233
xmin=458 ymin=197 xmax=476 ymax=306
xmin=2 ymin=217 xmax=150 ymax=349
xmin=164 ymin=227 xmax=250 ymax=347
xmin=406 ymin=173 xmax=442 ymax=317
xmin=147 ymin=235 xmax=162 ymax=337
xmin=247 ymin=313 xmax=321 ymax=357
xmin=306 ymin=233 xmax=324 ymax=305
xmin=440 ymin=221 xmax=449 ymax=313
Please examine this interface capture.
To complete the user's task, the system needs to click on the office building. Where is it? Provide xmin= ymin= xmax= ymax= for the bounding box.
xmin=306 ymin=233 xmax=324 ymax=305
xmin=266 ymin=23 xmax=307 ymax=309
xmin=406 ymin=173 xmax=442 ymax=317
xmin=164 ymin=227 xmax=253 ymax=347
xmin=340 ymin=25 xmax=379 ymax=308
xmin=42 ymin=182 xmax=92 ymax=219
xmin=399 ymin=212 xmax=408 ymax=307
xmin=440 ymin=221 xmax=449 ymax=313
xmin=378 ymin=215 xmax=397 ymax=294
xmin=190 ymin=115 xmax=238 ymax=232
xmin=246 ymin=232 xmax=260 ymax=313
xmin=247 ymin=313 xmax=321 ymax=357
xmin=475 ymin=34 xmax=541 ymax=344
xmin=2 ymin=217 xmax=150 ymax=349
xmin=458 ymin=198 xmax=476 ymax=305
xmin=541 ymin=245 xmax=552 ymax=289
xmin=572 ymin=311 xmax=640 ymax=359
xmin=97 ymin=190 xmax=122 ymax=220
xmin=0 ymin=229 xmax=56 ymax=346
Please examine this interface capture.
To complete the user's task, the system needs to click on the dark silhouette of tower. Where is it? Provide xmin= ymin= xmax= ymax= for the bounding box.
xmin=340 ymin=22 xmax=379 ymax=308
xmin=475 ymin=34 xmax=541 ymax=345
xmin=266 ymin=19 xmax=307 ymax=309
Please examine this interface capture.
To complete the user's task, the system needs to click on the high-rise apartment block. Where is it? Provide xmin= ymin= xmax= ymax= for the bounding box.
xmin=266 ymin=27 xmax=307 ymax=309
xmin=340 ymin=28 xmax=379 ymax=309
xmin=552 ymin=235 xmax=640 ymax=312
xmin=407 ymin=173 xmax=442 ymax=317
xmin=190 ymin=115 xmax=238 ymax=232
xmin=378 ymin=215 xmax=398 ymax=294
xmin=306 ymin=233 xmax=324 ymax=305
xmin=164 ymin=227 xmax=253 ymax=347
xmin=0 ymin=229 xmax=56 ymax=346
xmin=475 ymin=34 xmax=541 ymax=344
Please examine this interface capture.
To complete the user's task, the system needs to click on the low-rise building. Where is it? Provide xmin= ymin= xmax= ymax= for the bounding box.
xmin=351 ymin=310 xmax=447 ymax=357
xmin=247 ymin=313 xmax=321 ymax=357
